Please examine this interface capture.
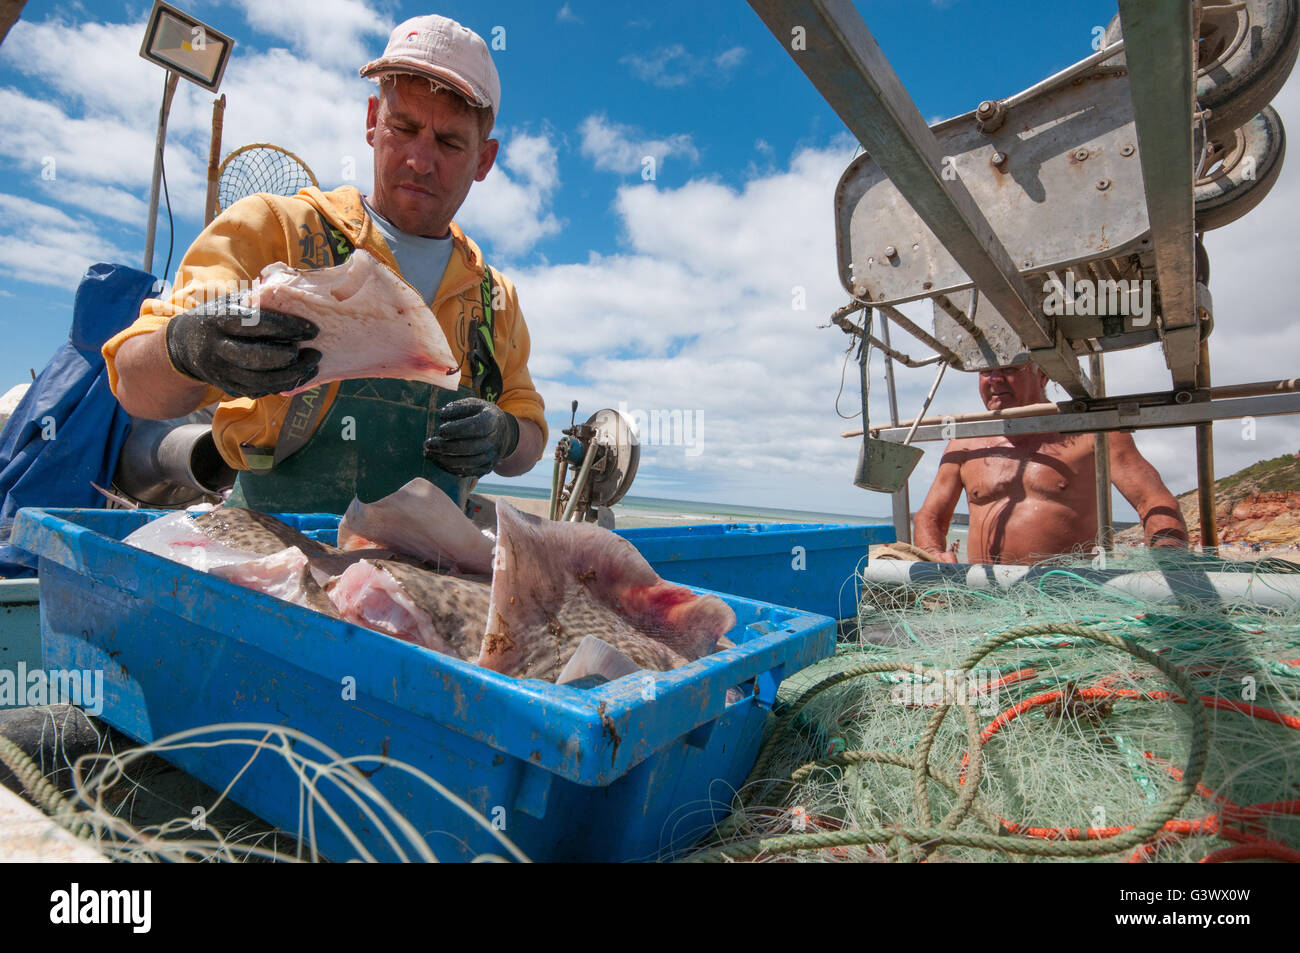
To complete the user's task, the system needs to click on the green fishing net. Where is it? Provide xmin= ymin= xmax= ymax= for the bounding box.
xmin=685 ymin=548 xmax=1300 ymax=863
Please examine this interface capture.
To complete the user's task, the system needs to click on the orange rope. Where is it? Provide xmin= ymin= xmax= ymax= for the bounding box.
xmin=946 ymin=679 xmax=1300 ymax=857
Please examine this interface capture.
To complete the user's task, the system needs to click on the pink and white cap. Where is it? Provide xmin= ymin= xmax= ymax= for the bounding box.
xmin=359 ymin=15 xmax=501 ymax=119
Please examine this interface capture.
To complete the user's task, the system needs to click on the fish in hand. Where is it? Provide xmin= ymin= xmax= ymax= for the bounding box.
xmin=249 ymin=249 xmax=461 ymax=395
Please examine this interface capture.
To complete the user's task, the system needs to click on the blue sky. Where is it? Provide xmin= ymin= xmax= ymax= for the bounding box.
xmin=2 ymin=0 xmax=1298 ymax=523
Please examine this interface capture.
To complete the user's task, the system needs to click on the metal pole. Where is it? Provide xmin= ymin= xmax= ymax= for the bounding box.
xmin=1196 ymin=338 xmax=1219 ymax=551
xmin=1091 ymin=353 xmax=1113 ymax=552
xmin=902 ymin=361 xmax=948 ymax=447
xmin=0 ymin=0 xmax=28 ymax=48
xmin=867 ymin=392 xmax=1300 ymax=444
xmin=143 ymin=70 xmax=180 ymax=276
xmin=560 ymin=447 xmax=598 ymax=522
xmin=848 ymin=378 xmax=1300 ymax=438
xmin=878 ymin=310 xmax=911 ymax=543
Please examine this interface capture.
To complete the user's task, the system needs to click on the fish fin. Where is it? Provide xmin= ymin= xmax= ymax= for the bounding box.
xmin=556 ymin=636 xmax=644 ymax=686
xmin=337 ymin=478 xmax=494 ymax=573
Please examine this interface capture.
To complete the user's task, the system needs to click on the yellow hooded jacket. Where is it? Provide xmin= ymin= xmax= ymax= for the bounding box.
xmin=102 ymin=185 xmax=547 ymax=470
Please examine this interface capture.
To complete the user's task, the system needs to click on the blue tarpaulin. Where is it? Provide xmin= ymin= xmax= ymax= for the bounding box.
xmin=0 ymin=263 xmax=156 ymax=576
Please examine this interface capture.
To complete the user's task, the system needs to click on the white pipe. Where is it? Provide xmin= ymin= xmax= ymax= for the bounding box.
xmin=862 ymin=560 xmax=1300 ymax=610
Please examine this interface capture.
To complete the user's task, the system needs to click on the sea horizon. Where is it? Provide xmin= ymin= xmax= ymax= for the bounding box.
xmin=475 ymin=482 xmax=899 ymax=525
xmin=474 ymin=484 xmax=1154 ymax=562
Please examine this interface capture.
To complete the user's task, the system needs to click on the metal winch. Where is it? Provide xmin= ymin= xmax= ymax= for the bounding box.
xmin=547 ymin=402 xmax=640 ymax=526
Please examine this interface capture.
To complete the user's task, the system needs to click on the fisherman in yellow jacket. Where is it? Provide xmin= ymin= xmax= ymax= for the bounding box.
xmin=103 ymin=15 xmax=546 ymax=513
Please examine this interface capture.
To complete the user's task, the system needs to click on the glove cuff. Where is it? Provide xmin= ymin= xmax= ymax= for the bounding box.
xmin=163 ymin=315 xmax=204 ymax=385
xmin=501 ymin=409 xmax=520 ymax=459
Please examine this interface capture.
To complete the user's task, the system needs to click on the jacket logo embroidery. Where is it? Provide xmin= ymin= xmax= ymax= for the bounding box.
xmin=297 ymin=226 xmax=331 ymax=268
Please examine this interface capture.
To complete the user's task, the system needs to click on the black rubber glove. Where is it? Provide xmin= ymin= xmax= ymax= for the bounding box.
xmin=165 ymin=294 xmax=321 ymax=398
xmin=424 ymin=398 xmax=520 ymax=478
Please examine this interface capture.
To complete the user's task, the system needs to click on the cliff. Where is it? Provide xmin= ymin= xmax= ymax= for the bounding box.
xmin=1115 ymin=453 xmax=1300 ymax=546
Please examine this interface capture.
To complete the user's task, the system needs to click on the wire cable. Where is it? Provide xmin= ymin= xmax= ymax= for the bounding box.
xmin=160 ymin=141 xmax=175 ymax=285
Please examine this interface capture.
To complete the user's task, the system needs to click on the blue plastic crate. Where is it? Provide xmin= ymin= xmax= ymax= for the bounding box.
xmin=0 ymin=579 xmax=42 ymax=703
xmin=12 ymin=507 xmax=836 ymax=862
xmin=616 ymin=522 xmax=895 ymax=620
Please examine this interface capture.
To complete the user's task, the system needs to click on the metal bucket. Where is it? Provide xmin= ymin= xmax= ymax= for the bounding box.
xmin=854 ymin=437 xmax=924 ymax=494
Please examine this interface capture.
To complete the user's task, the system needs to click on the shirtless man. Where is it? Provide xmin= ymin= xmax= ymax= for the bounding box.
xmin=913 ymin=363 xmax=1189 ymax=564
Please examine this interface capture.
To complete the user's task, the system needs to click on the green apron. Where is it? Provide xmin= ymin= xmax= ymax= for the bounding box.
xmin=225 ymin=212 xmax=503 ymax=515
xmin=226 ymin=378 xmax=477 ymax=514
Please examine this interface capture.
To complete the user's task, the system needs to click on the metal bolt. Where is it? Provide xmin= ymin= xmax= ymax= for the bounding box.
xmin=852 ymin=284 xmax=867 ymax=297
xmin=1074 ymin=148 xmax=1089 ymax=161
xmin=1120 ymin=143 xmax=1135 ymax=156
xmin=1096 ymin=178 xmax=1111 ymax=190
xmin=1022 ymin=260 xmax=1033 ymax=269
xmin=885 ymin=245 xmax=897 ymax=258
xmin=1175 ymin=391 xmax=1193 ymax=405
xmin=977 ymin=100 xmax=996 ymax=117
xmin=991 ymin=151 xmax=1007 ymax=167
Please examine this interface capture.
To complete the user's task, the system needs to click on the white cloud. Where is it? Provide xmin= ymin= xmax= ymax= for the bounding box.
xmin=0 ymin=88 xmax=174 ymax=192
xmin=509 ymin=144 xmax=870 ymax=508
xmin=714 ymin=46 xmax=746 ymax=71
xmin=36 ymin=181 xmax=149 ymax=226
xmin=0 ymin=13 xmax=566 ymax=266
xmin=457 ymin=131 xmax=562 ymax=259
xmin=0 ymin=193 xmax=130 ymax=290
xmin=579 ymin=114 xmax=699 ymax=175
xmin=0 ymin=19 xmax=162 ymax=120
xmin=557 ymin=4 xmax=582 ymax=24
xmin=226 ymin=0 xmax=391 ymax=67
xmin=0 ymin=16 xmax=364 ymax=229
xmin=612 ymin=147 xmax=843 ymax=289
xmin=620 ymin=43 xmax=747 ymax=88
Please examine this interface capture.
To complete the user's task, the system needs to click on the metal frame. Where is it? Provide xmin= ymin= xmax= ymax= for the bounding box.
xmin=1116 ymin=0 xmax=1202 ymax=389
xmin=878 ymin=311 xmax=913 ymax=543
xmin=869 ymin=392 xmax=1300 ymax=444
xmin=752 ymin=0 xmax=1293 ymax=549
xmin=747 ymin=0 xmax=1092 ymax=398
